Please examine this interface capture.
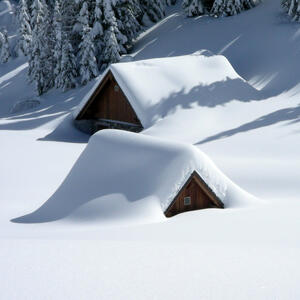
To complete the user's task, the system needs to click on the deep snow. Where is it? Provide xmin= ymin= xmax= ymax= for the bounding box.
xmin=1 ymin=0 xmax=300 ymax=299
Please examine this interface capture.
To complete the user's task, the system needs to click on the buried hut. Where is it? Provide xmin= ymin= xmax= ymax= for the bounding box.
xmin=165 ymin=170 xmax=224 ymax=217
xmin=74 ymin=52 xmax=256 ymax=134
xmin=75 ymin=70 xmax=143 ymax=133
xmin=15 ymin=129 xmax=259 ymax=223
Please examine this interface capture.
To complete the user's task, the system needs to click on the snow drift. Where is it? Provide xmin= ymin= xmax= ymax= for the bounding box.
xmin=12 ymin=129 xmax=258 ymax=224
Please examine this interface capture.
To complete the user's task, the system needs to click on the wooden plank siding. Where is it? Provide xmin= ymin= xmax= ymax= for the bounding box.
xmin=76 ymin=71 xmax=142 ymax=130
xmin=165 ymin=171 xmax=224 ymax=217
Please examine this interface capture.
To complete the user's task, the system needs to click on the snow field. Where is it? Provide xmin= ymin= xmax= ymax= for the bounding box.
xmin=0 ymin=0 xmax=300 ymax=299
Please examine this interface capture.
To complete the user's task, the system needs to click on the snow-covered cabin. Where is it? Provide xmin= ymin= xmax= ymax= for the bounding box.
xmin=165 ymin=170 xmax=223 ymax=217
xmin=16 ymin=130 xmax=260 ymax=224
xmin=74 ymin=53 xmax=255 ymax=134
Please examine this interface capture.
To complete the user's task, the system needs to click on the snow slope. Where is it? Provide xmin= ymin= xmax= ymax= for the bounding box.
xmin=1 ymin=0 xmax=300 ymax=299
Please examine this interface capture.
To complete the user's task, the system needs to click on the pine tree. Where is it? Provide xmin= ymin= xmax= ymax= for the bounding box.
xmin=282 ymin=0 xmax=300 ymax=21
xmin=41 ymin=0 xmax=55 ymax=91
xmin=243 ymin=0 xmax=256 ymax=9
xmin=0 ymin=30 xmax=11 ymax=63
xmin=53 ymin=0 xmax=63 ymax=88
xmin=182 ymin=0 xmax=205 ymax=17
xmin=129 ymin=0 xmax=144 ymax=20
xmin=78 ymin=2 xmax=98 ymax=85
xmin=101 ymin=0 xmax=121 ymax=65
xmin=61 ymin=0 xmax=78 ymax=40
xmin=29 ymin=0 xmax=53 ymax=95
xmin=21 ymin=0 xmax=167 ymax=90
xmin=18 ymin=0 xmax=32 ymax=56
xmin=114 ymin=0 xmax=141 ymax=49
xmin=102 ymin=0 xmax=127 ymax=54
xmin=92 ymin=0 xmax=104 ymax=68
xmin=73 ymin=0 xmax=85 ymax=40
xmin=211 ymin=0 xmax=256 ymax=17
xmin=53 ymin=0 xmax=77 ymax=90
xmin=225 ymin=0 xmax=244 ymax=15
xmin=102 ymin=25 xmax=121 ymax=68
xmin=211 ymin=0 xmax=226 ymax=16
xmin=140 ymin=0 xmax=165 ymax=23
xmin=60 ymin=31 xmax=77 ymax=91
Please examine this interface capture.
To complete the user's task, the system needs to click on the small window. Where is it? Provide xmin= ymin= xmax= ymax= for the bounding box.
xmin=184 ymin=196 xmax=191 ymax=206
xmin=114 ymin=85 xmax=119 ymax=92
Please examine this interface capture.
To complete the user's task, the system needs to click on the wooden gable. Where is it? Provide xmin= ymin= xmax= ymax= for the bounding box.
xmin=76 ymin=71 xmax=143 ymax=134
xmin=165 ymin=171 xmax=224 ymax=218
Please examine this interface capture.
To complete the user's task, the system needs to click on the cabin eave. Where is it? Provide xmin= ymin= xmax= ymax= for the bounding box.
xmin=75 ymin=70 xmax=143 ymax=134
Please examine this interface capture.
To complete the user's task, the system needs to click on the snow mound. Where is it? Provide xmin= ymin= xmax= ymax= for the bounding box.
xmin=10 ymin=99 xmax=40 ymax=114
xmin=74 ymin=53 xmax=260 ymax=128
xmin=12 ymin=130 xmax=258 ymax=224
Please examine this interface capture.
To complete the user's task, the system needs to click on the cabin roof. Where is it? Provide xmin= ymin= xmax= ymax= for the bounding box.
xmin=74 ymin=53 xmax=255 ymax=128
xmin=81 ymin=130 xmax=227 ymax=212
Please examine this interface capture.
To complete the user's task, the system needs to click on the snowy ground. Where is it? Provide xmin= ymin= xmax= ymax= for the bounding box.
xmin=1 ymin=0 xmax=300 ymax=299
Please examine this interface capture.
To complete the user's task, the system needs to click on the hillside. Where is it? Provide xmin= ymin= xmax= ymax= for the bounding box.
xmin=0 ymin=0 xmax=300 ymax=299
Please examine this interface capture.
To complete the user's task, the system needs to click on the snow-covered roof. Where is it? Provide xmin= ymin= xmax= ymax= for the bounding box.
xmin=23 ymin=129 xmax=257 ymax=223
xmin=74 ymin=53 xmax=257 ymax=128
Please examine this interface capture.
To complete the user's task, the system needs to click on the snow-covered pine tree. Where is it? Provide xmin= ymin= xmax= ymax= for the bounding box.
xmin=102 ymin=0 xmax=127 ymax=54
xmin=18 ymin=0 xmax=32 ymax=56
xmin=282 ymin=0 xmax=291 ymax=12
xmin=0 ymin=30 xmax=11 ymax=63
xmin=29 ymin=0 xmax=54 ymax=94
xmin=60 ymin=30 xmax=77 ymax=91
xmin=53 ymin=0 xmax=77 ymax=90
xmin=78 ymin=2 xmax=98 ymax=85
xmin=140 ymin=0 xmax=165 ymax=23
xmin=282 ymin=0 xmax=300 ymax=21
xmin=210 ymin=0 xmax=226 ymax=16
xmin=73 ymin=0 xmax=85 ymax=37
xmin=182 ymin=0 xmax=205 ymax=17
xmin=129 ymin=0 xmax=144 ymax=20
xmin=57 ymin=0 xmax=75 ymax=37
xmin=102 ymin=25 xmax=121 ymax=68
xmin=114 ymin=0 xmax=141 ymax=50
xmin=92 ymin=0 xmax=104 ymax=68
xmin=211 ymin=0 xmax=256 ymax=17
xmin=225 ymin=0 xmax=244 ymax=15
xmin=242 ymin=0 xmax=256 ymax=9
xmin=53 ymin=0 xmax=63 ymax=88
xmin=59 ymin=0 xmax=78 ymax=61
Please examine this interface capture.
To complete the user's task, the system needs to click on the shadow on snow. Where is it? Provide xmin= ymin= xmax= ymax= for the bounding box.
xmin=196 ymin=104 xmax=300 ymax=145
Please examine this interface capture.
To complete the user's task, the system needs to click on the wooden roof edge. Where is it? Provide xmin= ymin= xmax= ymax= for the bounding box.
xmin=164 ymin=172 xmax=194 ymax=214
xmin=75 ymin=70 xmax=113 ymax=120
xmin=192 ymin=171 xmax=225 ymax=209
xmin=75 ymin=70 xmax=143 ymax=129
xmin=164 ymin=170 xmax=224 ymax=214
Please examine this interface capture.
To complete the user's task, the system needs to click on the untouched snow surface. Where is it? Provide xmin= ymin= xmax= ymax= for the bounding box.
xmin=1 ymin=0 xmax=300 ymax=299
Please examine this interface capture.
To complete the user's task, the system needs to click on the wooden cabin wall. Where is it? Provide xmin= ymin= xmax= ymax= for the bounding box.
xmin=82 ymin=76 xmax=141 ymax=126
xmin=165 ymin=177 xmax=217 ymax=217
